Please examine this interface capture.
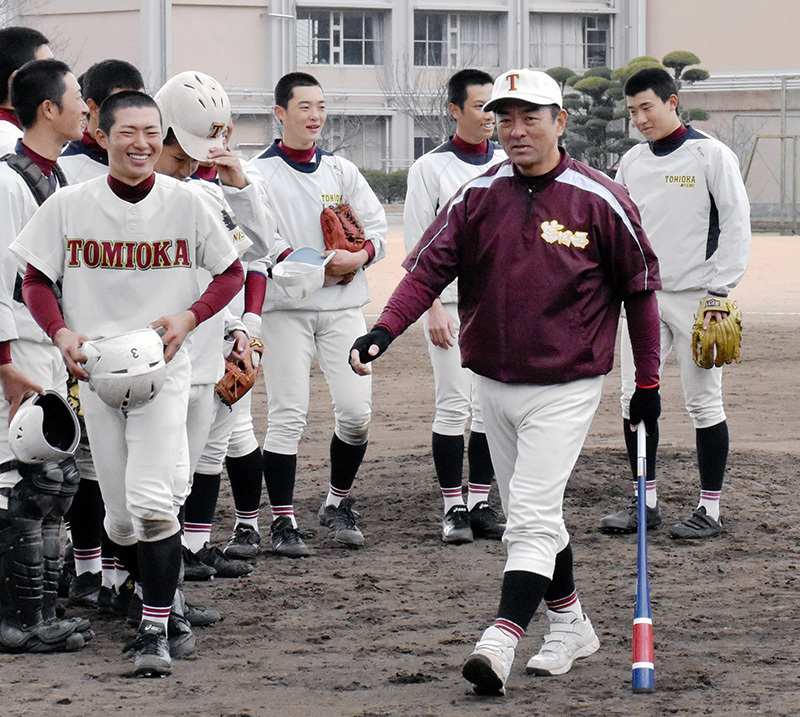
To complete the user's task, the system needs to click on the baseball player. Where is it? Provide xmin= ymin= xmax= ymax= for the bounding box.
xmin=250 ymin=72 xmax=387 ymax=557
xmin=0 ymin=27 xmax=53 ymax=154
xmin=0 ymin=58 xmax=92 ymax=654
xmin=404 ymin=68 xmax=506 ymax=544
xmin=55 ymin=60 xmax=146 ymax=610
xmin=153 ymin=70 xmax=274 ymax=577
xmin=350 ymin=69 xmax=662 ymax=696
xmin=600 ymin=67 xmax=751 ymax=539
xmin=12 ymin=90 xmax=244 ymax=676
xmin=59 ymin=59 xmax=145 ymax=183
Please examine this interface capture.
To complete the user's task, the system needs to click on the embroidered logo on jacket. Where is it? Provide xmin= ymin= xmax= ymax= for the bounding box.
xmin=664 ymin=174 xmax=695 ymax=188
xmin=541 ymin=220 xmax=589 ymax=249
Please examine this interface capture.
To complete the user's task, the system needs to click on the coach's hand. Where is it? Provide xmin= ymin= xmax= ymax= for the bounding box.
xmin=629 ymin=384 xmax=661 ymax=435
xmin=426 ymin=299 xmax=456 ymax=349
xmin=54 ymin=327 xmax=90 ymax=381
xmin=349 ymin=325 xmax=393 ymax=375
xmin=150 ymin=311 xmax=197 ymax=362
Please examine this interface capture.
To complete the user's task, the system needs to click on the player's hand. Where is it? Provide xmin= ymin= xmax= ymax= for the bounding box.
xmin=229 ymin=329 xmax=251 ymax=362
xmin=150 ymin=311 xmax=197 ymax=362
xmin=701 ymin=294 xmax=729 ymax=329
xmin=629 ymin=385 xmax=661 ymax=435
xmin=53 ymin=327 xmax=90 ymax=381
xmin=349 ymin=326 xmax=393 ymax=375
xmin=325 ymin=248 xmax=368 ymax=279
xmin=0 ymin=363 xmax=45 ymax=422
xmin=426 ymin=300 xmax=456 ymax=349
xmin=208 ymin=147 xmax=248 ymax=189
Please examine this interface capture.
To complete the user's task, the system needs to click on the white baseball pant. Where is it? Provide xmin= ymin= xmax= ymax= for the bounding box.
xmin=620 ymin=289 xmax=725 ymax=429
xmin=423 ymin=302 xmax=484 ymax=436
xmin=477 ymin=374 xmax=604 ymax=577
xmin=79 ymin=349 xmax=191 ymax=545
xmin=261 ymin=308 xmax=371 ymax=453
xmin=195 ymin=390 xmax=259 ymax=475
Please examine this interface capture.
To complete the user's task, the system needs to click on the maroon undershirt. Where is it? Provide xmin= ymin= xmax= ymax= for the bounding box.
xmin=81 ymin=130 xmax=107 ymax=161
xmin=652 ymin=124 xmax=688 ymax=152
xmin=0 ymin=341 xmax=11 ymax=365
xmin=193 ymin=164 xmax=217 ymax=181
xmin=244 ymin=272 xmax=267 ymax=315
xmin=20 ymin=141 xmax=57 ymax=177
xmin=452 ymin=134 xmax=488 ymax=156
xmin=22 ymin=173 xmax=244 ymax=337
xmin=0 ymin=107 xmax=21 ymax=129
xmin=278 ymin=140 xmax=316 ymax=163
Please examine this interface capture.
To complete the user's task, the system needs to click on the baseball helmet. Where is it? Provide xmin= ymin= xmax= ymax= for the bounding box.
xmin=271 ymin=247 xmax=334 ymax=300
xmin=155 ymin=70 xmax=231 ymax=160
xmin=81 ymin=328 xmax=167 ymax=411
xmin=9 ymin=390 xmax=80 ymax=464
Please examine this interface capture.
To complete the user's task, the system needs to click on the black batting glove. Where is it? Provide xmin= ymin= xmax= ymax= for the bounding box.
xmin=629 ymin=385 xmax=661 ymax=435
xmin=349 ymin=325 xmax=393 ymax=372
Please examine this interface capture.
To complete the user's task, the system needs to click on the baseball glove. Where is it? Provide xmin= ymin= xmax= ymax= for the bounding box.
xmin=691 ymin=296 xmax=742 ymax=369
xmin=214 ymin=338 xmax=264 ymax=406
xmin=320 ymin=204 xmax=365 ymax=285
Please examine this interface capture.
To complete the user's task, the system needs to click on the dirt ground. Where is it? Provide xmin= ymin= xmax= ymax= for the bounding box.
xmin=2 ymin=214 xmax=799 ymax=716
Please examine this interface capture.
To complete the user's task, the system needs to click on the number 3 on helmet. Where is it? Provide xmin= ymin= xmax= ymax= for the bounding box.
xmin=80 ymin=328 xmax=167 ymax=412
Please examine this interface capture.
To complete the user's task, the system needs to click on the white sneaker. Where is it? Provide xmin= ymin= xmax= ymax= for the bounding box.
xmin=461 ymin=625 xmax=516 ymax=696
xmin=525 ymin=610 xmax=600 ymax=676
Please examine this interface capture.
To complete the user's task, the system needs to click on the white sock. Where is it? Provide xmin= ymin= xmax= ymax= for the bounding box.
xmin=441 ymin=486 xmax=465 ymax=515
xmin=699 ymin=490 xmax=721 ymax=521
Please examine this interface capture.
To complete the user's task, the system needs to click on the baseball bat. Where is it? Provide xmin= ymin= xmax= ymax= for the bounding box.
xmin=632 ymin=424 xmax=654 ymax=693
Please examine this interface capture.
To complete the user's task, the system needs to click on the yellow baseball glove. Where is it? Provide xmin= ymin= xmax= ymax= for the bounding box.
xmin=691 ymin=296 xmax=742 ymax=369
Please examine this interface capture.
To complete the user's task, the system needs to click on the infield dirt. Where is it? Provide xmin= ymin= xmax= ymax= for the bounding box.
xmin=2 ymin=213 xmax=798 ymax=716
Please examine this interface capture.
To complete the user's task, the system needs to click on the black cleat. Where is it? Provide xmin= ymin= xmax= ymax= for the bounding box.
xmin=318 ymin=499 xmax=365 ymax=547
xmin=669 ymin=506 xmax=722 ymax=539
xmin=442 ymin=505 xmax=473 ymax=544
xmin=223 ymin=524 xmax=261 ymax=559
xmin=270 ymin=517 xmax=310 ymax=558
xmin=68 ymin=571 xmax=102 ymax=607
xmin=182 ymin=546 xmax=216 ymax=581
xmin=469 ymin=502 xmax=505 ymax=540
xmin=124 ymin=621 xmax=172 ymax=677
xmin=196 ymin=543 xmax=253 ymax=578
xmin=599 ymin=501 xmax=662 ymax=534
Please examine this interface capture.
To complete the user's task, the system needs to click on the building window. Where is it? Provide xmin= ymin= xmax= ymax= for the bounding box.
xmin=297 ymin=9 xmax=384 ymax=66
xmin=414 ymin=135 xmax=439 ymax=159
xmin=414 ymin=12 xmax=500 ymax=68
xmin=530 ymin=14 xmax=612 ymax=69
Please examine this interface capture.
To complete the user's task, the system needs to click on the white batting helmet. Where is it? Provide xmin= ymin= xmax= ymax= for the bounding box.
xmin=271 ymin=247 xmax=334 ymax=299
xmin=9 ymin=390 xmax=80 ymax=465
xmin=81 ymin=328 xmax=167 ymax=412
xmin=155 ymin=70 xmax=231 ymax=160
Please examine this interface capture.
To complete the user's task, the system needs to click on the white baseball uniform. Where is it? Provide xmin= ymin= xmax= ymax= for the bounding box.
xmin=58 ymin=139 xmax=108 ymax=184
xmin=404 ymin=139 xmax=506 ymax=436
xmin=251 ymin=142 xmax=387 ymax=453
xmin=0 ymin=156 xmax=68 ymax=497
xmin=10 ymin=173 xmax=239 ymax=545
xmin=615 ymin=126 xmax=751 ymax=428
xmin=0 ymin=118 xmax=23 ymax=156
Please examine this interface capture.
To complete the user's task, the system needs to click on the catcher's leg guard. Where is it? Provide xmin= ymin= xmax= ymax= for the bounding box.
xmin=0 ymin=509 xmax=44 ymax=630
xmin=0 ymin=467 xmax=90 ymax=653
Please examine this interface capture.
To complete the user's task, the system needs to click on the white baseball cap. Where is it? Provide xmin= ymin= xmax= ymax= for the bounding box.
xmin=483 ymin=69 xmax=563 ymax=113
xmin=271 ymin=247 xmax=334 ymax=299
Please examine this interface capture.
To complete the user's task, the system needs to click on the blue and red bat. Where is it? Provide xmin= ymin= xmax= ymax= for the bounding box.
xmin=632 ymin=425 xmax=654 ymax=693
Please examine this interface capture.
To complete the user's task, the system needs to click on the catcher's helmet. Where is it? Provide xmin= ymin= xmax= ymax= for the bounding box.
xmin=9 ymin=390 xmax=80 ymax=464
xmin=271 ymin=247 xmax=334 ymax=299
xmin=155 ymin=70 xmax=231 ymax=160
xmin=81 ymin=328 xmax=167 ymax=411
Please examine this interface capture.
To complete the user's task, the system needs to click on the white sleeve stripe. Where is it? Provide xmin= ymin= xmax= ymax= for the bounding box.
xmin=556 ymin=168 xmax=652 ymax=289
xmin=407 ymin=163 xmax=514 ymax=275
